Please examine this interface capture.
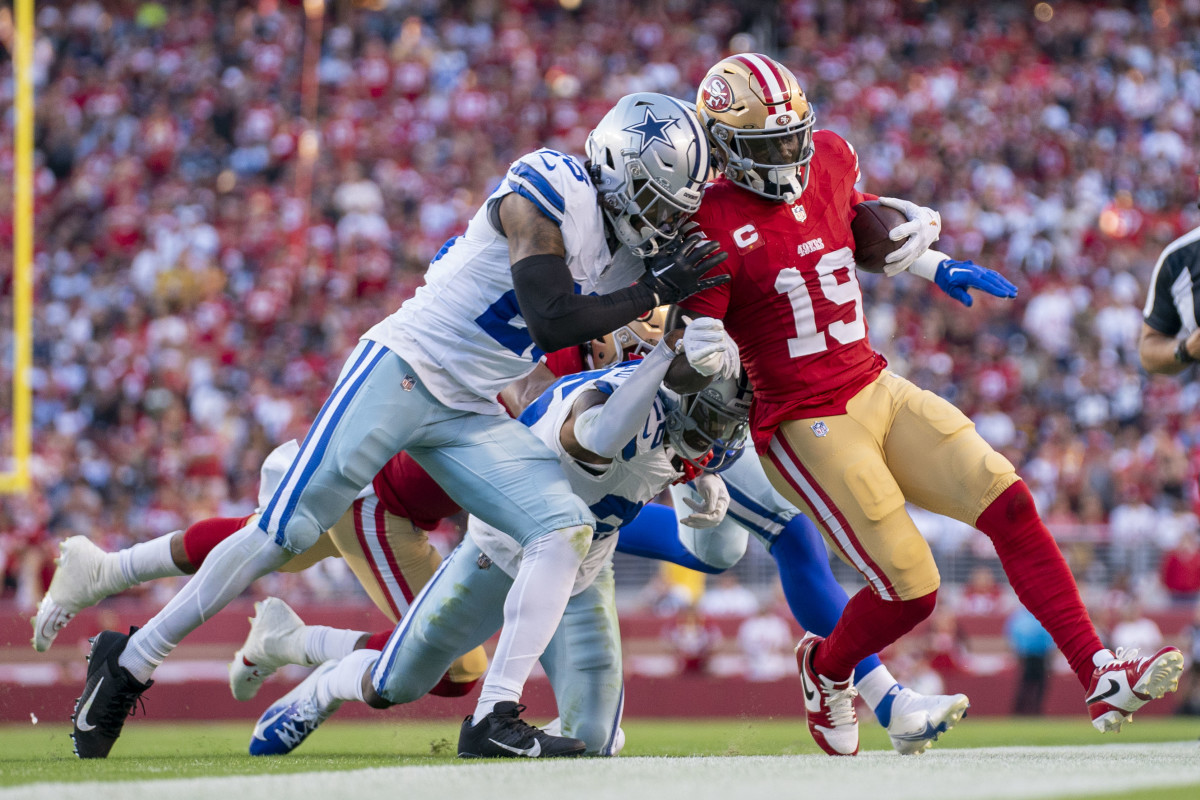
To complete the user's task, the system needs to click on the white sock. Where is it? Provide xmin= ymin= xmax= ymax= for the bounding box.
xmin=117 ymin=532 xmax=185 ymax=587
xmin=1093 ymin=649 xmax=1116 ymax=667
xmin=471 ymin=527 xmax=588 ymax=724
xmin=315 ymin=648 xmax=378 ymax=708
xmin=303 ymin=626 xmax=368 ymax=665
xmin=119 ymin=524 xmax=292 ymax=683
xmin=855 ymin=664 xmax=899 ymax=711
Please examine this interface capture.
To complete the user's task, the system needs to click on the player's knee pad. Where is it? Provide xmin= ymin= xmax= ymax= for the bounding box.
xmin=262 ymin=508 xmax=325 ymax=554
xmin=680 ymin=518 xmax=747 ymax=572
xmin=570 ymin=717 xmax=624 ymax=755
xmin=373 ymin=672 xmax=426 ymax=706
xmin=606 ymin=726 xmax=626 ymax=757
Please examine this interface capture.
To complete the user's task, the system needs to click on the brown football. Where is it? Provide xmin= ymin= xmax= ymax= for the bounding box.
xmin=851 ymin=200 xmax=909 ymax=274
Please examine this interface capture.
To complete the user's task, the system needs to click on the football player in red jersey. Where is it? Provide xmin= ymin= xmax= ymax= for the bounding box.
xmin=681 ymin=53 xmax=1184 ymax=756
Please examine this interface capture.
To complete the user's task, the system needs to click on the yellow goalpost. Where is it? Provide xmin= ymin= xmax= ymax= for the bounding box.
xmin=1 ymin=0 xmax=34 ymax=493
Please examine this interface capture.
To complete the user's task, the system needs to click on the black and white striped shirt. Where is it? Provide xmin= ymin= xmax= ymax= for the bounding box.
xmin=1143 ymin=225 xmax=1200 ymax=336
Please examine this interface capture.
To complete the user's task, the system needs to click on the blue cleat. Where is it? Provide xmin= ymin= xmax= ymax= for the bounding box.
xmin=249 ymin=661 xmax=341 ymax=756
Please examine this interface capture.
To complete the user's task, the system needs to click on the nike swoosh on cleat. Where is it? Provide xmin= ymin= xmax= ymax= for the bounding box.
xmin=252 ymin=706 xmax=292 ymax=741
xmin=1086 ymin=678 xmax=1121 ymax=705
xmin=487 ymin=738 xmax=542 ymax=757
xmin=75 ymin=678 xmax=104 ymax=733
xmin=894 ymin=721 xmax=940 ymax=742
xmin=802 ymin=681 xmax=815 ymax=703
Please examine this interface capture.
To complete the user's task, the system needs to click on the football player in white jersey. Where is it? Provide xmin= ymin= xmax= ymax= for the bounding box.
xmin=71 ymin=91 xmax=731 ymax=759
xmin=246 ymin=325 xmax=744 ymax=758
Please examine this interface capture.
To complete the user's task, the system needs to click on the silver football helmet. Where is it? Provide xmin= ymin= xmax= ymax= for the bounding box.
xmin=667 ymin=371 xmax=753 ymax=474
xmin=586 ymin=92 xmax=710 ymax=257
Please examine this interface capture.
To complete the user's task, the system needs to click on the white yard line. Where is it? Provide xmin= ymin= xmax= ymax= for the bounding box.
xmin=4 ymin=743 xmax=1200 ymax=800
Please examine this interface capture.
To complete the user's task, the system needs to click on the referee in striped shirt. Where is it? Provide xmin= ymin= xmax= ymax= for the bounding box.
xmin=1140 ymin=224 xmax=1200 ymax=374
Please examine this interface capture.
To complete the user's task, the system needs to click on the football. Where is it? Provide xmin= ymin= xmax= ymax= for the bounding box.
xmin=850 ymin=200 xmax=909 ymax=274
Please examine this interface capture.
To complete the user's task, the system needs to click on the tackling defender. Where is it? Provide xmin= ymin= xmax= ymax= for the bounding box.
xmin=69 ymin=91 xmax=727 ymax=759
xmin=679 ymin=52 xmax=1184 ymax=756
xmin=247 ymin=325 xmax=741 ymax=757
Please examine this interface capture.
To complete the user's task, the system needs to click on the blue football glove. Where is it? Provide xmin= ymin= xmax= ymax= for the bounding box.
xmin=933 ymin=259 xmax=1018 ymax=307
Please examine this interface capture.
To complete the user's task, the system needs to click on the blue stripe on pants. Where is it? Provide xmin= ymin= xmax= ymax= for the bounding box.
xmin=260 ymin=342 xmax=386 ymax=544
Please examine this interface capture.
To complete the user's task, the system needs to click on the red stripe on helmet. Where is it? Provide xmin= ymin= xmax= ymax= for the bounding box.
xmin=732 ymin=53 xmax=791 ymax=107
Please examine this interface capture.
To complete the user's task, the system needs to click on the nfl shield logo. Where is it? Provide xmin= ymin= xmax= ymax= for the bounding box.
xmin=402 ymin=374 xmax=416 ymax=391
xmin=792 ymin=204 xmax=807 ymax=223
xmin=811 ymin=421 xmax=828 ymax=438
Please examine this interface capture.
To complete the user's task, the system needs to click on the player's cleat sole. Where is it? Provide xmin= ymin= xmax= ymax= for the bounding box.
xmin=230 ymin=597 xmax=308 ymax=701
xmin=249 ymin=661 xmax=341 ymax=756
xmin=885 ymin=688 xmax=970 ymax=755
xmin=1088 ymin=646 xmax=1185 ymax=733
xmin=70 ymin=628 xmax=153 ymax=759
xmin=458 ymin=702 xmax=586 ymax=758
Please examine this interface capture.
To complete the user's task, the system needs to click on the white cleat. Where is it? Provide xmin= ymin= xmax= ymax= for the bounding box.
xmin=1087 ymin=646 xmax=1185 ymax=733
xmin=229 ymin=597 xmax=309 ymax=701
xmin=31 ymin=536 xmax=123 ymax=652
xmin=884 ymin=687 xmax=970 ymax=755
xmin=796 ymin=633 xmax=860 ymax=756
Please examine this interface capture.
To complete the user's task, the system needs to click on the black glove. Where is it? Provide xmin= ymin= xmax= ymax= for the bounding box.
xmin=638 ymin=233 xmax=730 ymax=305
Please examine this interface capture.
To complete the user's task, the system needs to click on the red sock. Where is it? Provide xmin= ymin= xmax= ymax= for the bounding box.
xmin=975 ymin=481 xmax=1103 ymax=688
xmin=428 ymin=675 xmax=478 ymax=698
xmin=813 ymin=588 xmax=937 ymax=681
xmin=182 ymin=515 xmax=254 ymax=568
xmin=365 ymin=630 xmax=391 ymax=651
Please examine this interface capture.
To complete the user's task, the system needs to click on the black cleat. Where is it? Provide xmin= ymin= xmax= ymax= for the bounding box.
xmin=457 ymin=702 xmax=586 ymax=758
xmin=71 ymin=628 xmax=153 ymax=759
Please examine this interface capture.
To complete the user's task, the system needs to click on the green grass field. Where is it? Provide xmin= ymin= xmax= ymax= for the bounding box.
xmin=1 ymin=716 xmax=1198 ymax=798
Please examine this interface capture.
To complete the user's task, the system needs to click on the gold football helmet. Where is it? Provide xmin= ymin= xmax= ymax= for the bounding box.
xmin=696 ymin=53 xmax=816 ymax=203
xmin=586 ymin=306 xmax=670 ymax=369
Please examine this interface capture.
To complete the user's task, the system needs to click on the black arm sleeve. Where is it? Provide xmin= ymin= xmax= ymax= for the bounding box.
xmin=511 ymin=253 xmax=658 ymax=353
xmin=1144 ymin=249 xmax=1187 ymax=335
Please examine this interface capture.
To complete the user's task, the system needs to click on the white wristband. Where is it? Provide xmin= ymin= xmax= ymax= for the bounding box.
xmin=907 ymin=248 xmax=949 ymax=281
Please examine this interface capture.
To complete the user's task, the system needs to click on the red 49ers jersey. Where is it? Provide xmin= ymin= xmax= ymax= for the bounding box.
xmin=680 ymin=129 xmax=886 ymax=449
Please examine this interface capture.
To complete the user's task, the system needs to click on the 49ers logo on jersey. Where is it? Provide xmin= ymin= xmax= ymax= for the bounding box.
xmin=702 ymin=76 xmax=734 ymax=113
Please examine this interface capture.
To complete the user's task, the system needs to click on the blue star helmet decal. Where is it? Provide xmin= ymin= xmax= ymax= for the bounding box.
xmin=622 ymin=107 xmax=681 ymax=155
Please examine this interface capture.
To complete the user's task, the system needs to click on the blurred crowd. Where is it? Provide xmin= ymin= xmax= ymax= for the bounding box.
xmin=3 ymin=0 xmax=1200 ymax=613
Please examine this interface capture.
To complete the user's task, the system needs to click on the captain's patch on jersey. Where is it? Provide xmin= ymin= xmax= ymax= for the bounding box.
xmin=731 ymin=223 xmax=764 ymax=254
xmin=811 ymin=421 xmax=829 ymax=438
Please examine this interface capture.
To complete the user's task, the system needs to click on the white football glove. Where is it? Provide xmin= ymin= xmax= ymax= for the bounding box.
xmin=681 ymin=317 xmax=741 ymax=379
xmin=679 ymin=472 xmax=730 ymax=528
xmin=878 ymin=196 xmax=941 ymax=277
